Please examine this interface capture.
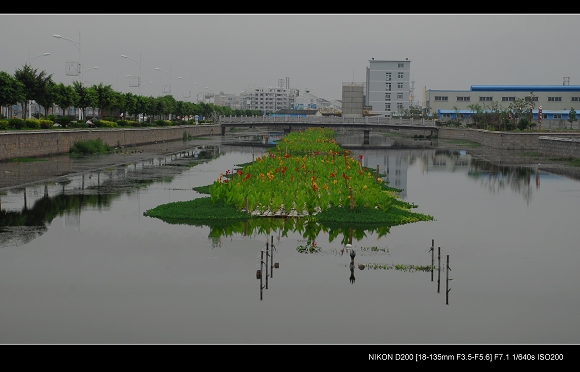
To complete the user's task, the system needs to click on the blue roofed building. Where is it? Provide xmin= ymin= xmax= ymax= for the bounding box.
xmin=423 ymin=85 xmax=580 ymax=121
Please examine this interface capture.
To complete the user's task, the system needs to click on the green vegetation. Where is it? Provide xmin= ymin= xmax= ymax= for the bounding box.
xmin=144 ymin=128 xmax=434 ymax=242
xmin=69 ymin=138 xmax=113 ymax=156
xmin=10 ymin=157 xmax=48 ymax=163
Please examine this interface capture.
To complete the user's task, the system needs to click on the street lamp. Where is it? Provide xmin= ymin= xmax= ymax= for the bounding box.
xmin=178 ymin=76 xmax=197 ymax=101
xmin=28 ymin=52 xmax=50 ymax=65
xmin=54 ymin=32 xmax=82 ymax=119
xmin=53 ymin=33 xmax=81 ymax=76
xmin=121 ymin=54 xmax=141 ymax=94
xmin=155 ymin=67 xmax=171 ymax=95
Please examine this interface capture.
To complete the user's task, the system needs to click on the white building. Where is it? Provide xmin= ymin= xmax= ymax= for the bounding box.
xmin=365 ymin=59 xmax=411 ymax=117
xmin=423 ymin=85 xmax=580 ymax=120
xmin=240 ymin=86 xmax=299 ymax=113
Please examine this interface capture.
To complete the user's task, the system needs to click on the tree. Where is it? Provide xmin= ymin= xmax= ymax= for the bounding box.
xmin=14 ymin=64 xmax=53 ymax=119
xmin=0 ymin=71 xmax=25 ymax=118
xmin=92 ymin=83 xmax=116 ymax=119
xmin=568 ymin=107 xmax=578 ymax=129
xmin=467 ymin=103 xmax=484 ymax=128
xmin=72 ymin=81 xmax=98 ymax=120
xmin=34 ymin=79 xmax=57 ymax=118
xmin=53 ymin=82 xmax=79 ymax=117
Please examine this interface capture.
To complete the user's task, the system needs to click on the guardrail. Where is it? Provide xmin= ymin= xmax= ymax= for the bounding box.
xmin=219 ymin=115 xmax=437 ymax=126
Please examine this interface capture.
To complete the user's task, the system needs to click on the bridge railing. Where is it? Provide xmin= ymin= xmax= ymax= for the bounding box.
xmin=219 ymin=115 xmax=437 ymax=126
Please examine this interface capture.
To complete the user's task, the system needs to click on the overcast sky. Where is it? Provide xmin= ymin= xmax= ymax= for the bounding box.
xmin=1 ymin=14 xmax=579 ymax=103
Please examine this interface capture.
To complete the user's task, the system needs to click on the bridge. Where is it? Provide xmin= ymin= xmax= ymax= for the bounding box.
xmin=218 ymin=115 xmax=439 ymax=142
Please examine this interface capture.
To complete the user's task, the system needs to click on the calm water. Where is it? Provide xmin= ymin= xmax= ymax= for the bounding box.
xmin=1 ymin=134 xmax=579 ymax=344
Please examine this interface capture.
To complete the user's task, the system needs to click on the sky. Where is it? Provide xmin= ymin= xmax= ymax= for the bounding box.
xmin=1 ymin=14 xmax=579 ymax=104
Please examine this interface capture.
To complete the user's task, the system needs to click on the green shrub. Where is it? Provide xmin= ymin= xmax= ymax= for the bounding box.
xmin=58 ymin=117 xmax=71 ymax=128
xmin=116 ymin=120 xmax=128 ymax=127
xmin=70 ymin=138 xmax=112 ymax=155
xmin=48 ymin=114 xmax=56 ymax=121
xmin=517 ymin=118 xmax=530 ymax=131
xmin=155 ymin=119 xmax=168 ymax=126
xmin=93 ymin=119 xmax=117 ymax=128
xmin=39 ymin=120 xmax=53 ymax=129
xmin=129 ymin=121 xmax=141 ymax=127
xmin=25 ymin=119 xmax=41 ymax=129
xmin=9 ymin=118 xmax=25 ymax=129
xmin=0 ymin=119 xmax=8 ymax=130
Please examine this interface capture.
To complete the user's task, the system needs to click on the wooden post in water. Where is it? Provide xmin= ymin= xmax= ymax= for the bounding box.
xmin=270 ymin=235 xmax=274 ymax=278
xmin=437 ymin=247 xmax=441 ymax=293
xmin=430 ymin=239 xmax=434 ymax=282
xmin=265 ymin=242 xmax=269 ymax=289
xmin=446 ymin=255 xmax=450 ymax=305
xmin=260 ymin=251 xmax=264 ymax=300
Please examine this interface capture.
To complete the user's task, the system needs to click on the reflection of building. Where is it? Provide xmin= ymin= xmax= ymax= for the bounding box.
xmin=355 ymin=149 xmax=410 ymax=198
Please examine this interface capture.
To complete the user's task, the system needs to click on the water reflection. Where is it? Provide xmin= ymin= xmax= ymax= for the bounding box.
xmin=0 ymin=146 xmax=221 ymax=247
xmin=0 ymin=144 xmax=546 ymax=247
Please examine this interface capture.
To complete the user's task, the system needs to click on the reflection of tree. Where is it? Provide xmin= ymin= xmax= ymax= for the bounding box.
xmin=156 ymin=216 xmax=392 ymax=245
xmin=467 ymin=160 xmax=534 ymax=205
xmin=0 ymin=193 xmax=115 ymax=227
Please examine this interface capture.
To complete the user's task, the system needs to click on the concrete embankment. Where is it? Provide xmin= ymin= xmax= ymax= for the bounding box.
xmin=437 ymin=127 xmax=580 ymax=158
xmin=0 ymin=125 xmax=218 ymax=161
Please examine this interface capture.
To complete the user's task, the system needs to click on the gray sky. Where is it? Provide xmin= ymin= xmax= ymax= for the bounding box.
xmin=2 ymin=14 xmax=579 ymax=103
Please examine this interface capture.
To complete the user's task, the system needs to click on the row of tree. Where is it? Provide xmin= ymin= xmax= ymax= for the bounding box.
xmin=0 ymin=64 xmax=262 ymax=122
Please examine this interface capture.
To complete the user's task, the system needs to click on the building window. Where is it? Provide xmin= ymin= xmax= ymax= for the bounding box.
xmin=502 ymin=97 xmax=515 ymax=101
xmin=479 ymin=96 xmax=492 ymax=102
xmin=441 ymin=113 xmax=450 ymax=118
xmin=397 ymin=93 xmax=403 ymax=99
xmin=434 ymin=96 xmax=448 ymax=101
xmin=398 ymin=63 xmax=404 ymax=68
xmin=398 ymin=72 xmax=403 ymax=79
xmin=397 ymin=103 xmax=403 ymax=109
xmin=385 ymin=83 xmax=391 ymax=91
xmin=385 ymin=93 xmax=391 ymax=101
xmin=385 ymin=72 xmax=391 ymax=81
xmin=572 ymin=97 xmax=580 ymax=102
xmin=457 ymin=96 xmax=470 ymax=102
xmin=542 ymin=113 xmax=548 ymax=119
xmin=553 ymin=114 xmax=562 ymax=119
xmin=548 ymin=97 xmax=562 ymax=102
xmin=525 ymin=96 xmax=539 ymax=101
xmin=397 ymin=83 xmax=403 ymax=89
xmin=385 ymin=103 xmax=391 ymax=111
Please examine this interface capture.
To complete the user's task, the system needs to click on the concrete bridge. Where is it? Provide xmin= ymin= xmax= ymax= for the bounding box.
xmin=218 ymin=115 xmax=439 ymax=142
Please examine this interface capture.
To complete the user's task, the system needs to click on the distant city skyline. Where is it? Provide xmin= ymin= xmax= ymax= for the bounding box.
xmin=2 ymin=14 xmax=579 ymax=103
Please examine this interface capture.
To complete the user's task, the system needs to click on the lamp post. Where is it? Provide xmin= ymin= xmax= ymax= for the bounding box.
xmin=178 ymin=76 xmax=197 ymax=102
xmin=114 ymin=74 xmax=131 ymax=90
xmin=53 ymin=33 xmax=81 ymax=78
xmin=54 ymin=33 xmax=82 ymax=119
xmin=155 ymin=67 xmax=171 ymax=96
xmin=28 ymin=52 xmax=50 ymax=65
xmin=121 ymin=54 xmax=141 ymax=94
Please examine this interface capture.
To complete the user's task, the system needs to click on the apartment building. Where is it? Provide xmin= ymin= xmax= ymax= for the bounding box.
xmin=365 ymin=59 xmax=411 ymax=117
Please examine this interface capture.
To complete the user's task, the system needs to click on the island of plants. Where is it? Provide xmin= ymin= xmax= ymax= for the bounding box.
xmin=144 ymin=128 xmax=434 ymax=241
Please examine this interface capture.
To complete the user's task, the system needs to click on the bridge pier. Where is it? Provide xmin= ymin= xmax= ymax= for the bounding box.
xmin=364 ymin=130 xmax=370 ymax=145
xmin=221 ymin=126 xmax=226 ymax=136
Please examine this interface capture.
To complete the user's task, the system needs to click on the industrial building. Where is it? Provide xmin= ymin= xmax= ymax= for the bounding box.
xmin=423 ymin=85 xmax=580 ymax=120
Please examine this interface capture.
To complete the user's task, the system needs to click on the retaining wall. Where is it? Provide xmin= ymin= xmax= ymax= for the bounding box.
xmin=438 ymin=127 xmax=580 ymax=157
xmin=0 ymin=125 xmax=217 ymax=161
